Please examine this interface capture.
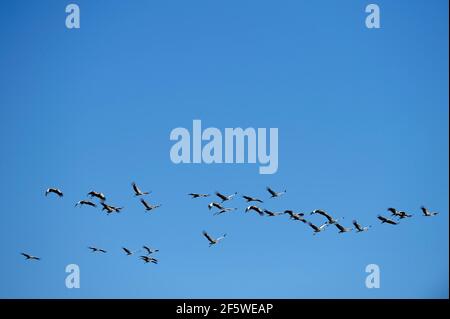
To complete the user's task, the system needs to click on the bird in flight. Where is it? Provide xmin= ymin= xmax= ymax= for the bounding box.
xmin=188 ymin=193 xmax=210 ymax=199
xmin=21 ymin=253 xmax=40 ymax=261
xmin=310 ymin=209 xmax=339 ymax=224
xmin=101 ymin=202 xmax=123 ymax=214
xmin=140 ymin=199 xmax=161 ymax=211
xmin=421 ymin=206 xmax=439 ymax=217
xmin=88 ymin=246 xmax=107 ymax=253
xmin=266 ymin=187 xmax=286 ymax=198
xmin=352 ymin=220 xmax=371 ymax=232
xmin=284 ymin=210 xmax=307 ymax=223
xmin=245 ymin=205 xmax=265 ymax=216
xmin=307 ymin=222 xmax=328 ymax=235
xmin=377 ymin=215 xmax=399 ymax=225
xmin=88 ymin=191 xmax=106 ymax=202
xmin=202 ymin=231 xmax=226 ymax=247
xmin=208 ymin=202 xmax=236 ymax=215
xmin=45 ymin=188 xmax=63 ymax=197
xmin=132 ymin=182 xmax=150 ymax=196
xmin=75 ymin=200 xmax=97 ymax=208
xmin=142 ymin=246 xmax=159 ymax=255
xmin=140 ymin=256 xmax=158 ymax=264
xmin=242 ymin=195 xmax=263 ymax=203
xmin=334 ymin=223 xmax=352 ymax=234
xmin=215 ymin=191 xmax=237 ymax=202
xmin=263 ymin=209 xmax=283 ymax=217
xmin=208 ymin=202 xmax=225 ymax=210
xmin=214 ymin=208 xmax=237 ymax=216
xmin=387 ymin=208 xmax=411 ymax=219
xmin=396 ymin=211 xmax=413 ymax=219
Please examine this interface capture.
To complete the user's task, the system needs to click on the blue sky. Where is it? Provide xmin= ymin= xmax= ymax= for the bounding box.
xmin=0 ymin=0 xmax=448 ymax=298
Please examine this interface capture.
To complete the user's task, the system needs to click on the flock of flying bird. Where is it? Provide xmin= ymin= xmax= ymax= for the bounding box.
xmin=189 ymin=187 xmax=440 ymax=246
xmin=22 ymin=183 xmax=162 ymax=264
xmin=20 ymin=185 xmax=440 ymax=261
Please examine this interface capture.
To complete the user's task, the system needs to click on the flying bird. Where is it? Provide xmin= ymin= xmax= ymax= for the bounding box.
xmin=188 ymin=193 xmax=210 ymax=198
xmin=284 ymin=210 xmax=307 ymax=223
xmin=21 ymin=253 xmax=40 ymax=261
xmin=263 ymin=209 xmax=283 ymax=217
xmin=101 ymin=202 xmax=123 ymax=214
xmin=387 ymin=207 xmax=412 ymax=218
xmin=311 ymin=209 xmax=339 ymax=224
xmin=214 ymin=207 xmax=237 ymax=216
xmin=245 ymin=205 xmax=264 ymax=216
xmin=396 ymin=211 xmax=413 ymax=219
xmin=87 ymin=191 xmax=106 ymax=201
xmin=140 ymin=199 xmax=161 ymax=211
xmin=352 ymin=220 xmax=371 ymax=232
xmin=334 ymin=223 xmax=352 ymax=233
xmin=202 ymin=231 xmax=226 ymax=247
xmin=307 ymin=222 xmax=328 ymax=235
xmin=208 ymin=202 xmax=225 ymax=210
xmin=140 ymin=256 xmax=158 ymax=264
xmin=88 ymin=246 xmax=107 ymax=253
xmin=142 ymin=246 xmax=159 ymax=255
xmin=45 ymin=188 xmax=63 ymax=197
xmin=75 ymin=200 xmax=97 ymax=208
xmin=421 ymin=206 xmax=439 ymax=217
xmin=215 ymin=192 xmax=237 ymax=202
xmin=132 ymin=182 xmax=150 ymax=196
xmin=377 ymin=215 xmax=399 ymax=225
xmin=242 ymin=195 xmax=263 ymax=203
xmin=266 ymin=187 xmax=286 ymax=198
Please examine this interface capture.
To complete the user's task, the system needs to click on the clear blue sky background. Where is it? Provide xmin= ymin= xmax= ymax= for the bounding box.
xmin=0 ymin=0 xmax=448 ymax=298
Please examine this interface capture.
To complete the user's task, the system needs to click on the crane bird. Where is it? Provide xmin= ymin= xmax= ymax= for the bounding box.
xmin=377 ymin=215 xmax=399 ymax=225
xmin=214 ymin=207 xmax=237 ymax=216
xmin=140 ymin=256 xmax=158 ymax=264
xmin=202 ymin=231 xmax=226 ymax=247
xmin=21 ymin=253 xmax=40 ymax=261
xmin=45 ymin=188 xmax=63 ymax=197
xmin=87 ymin=191 xmax=106 ymax=201
xmin=284 ymin=210 xmax=307 ymax=223
xmin=334 ymin=223 xmax=352 ymax=234
xmin=245 ymin=205 xmax=264 ymax=216
xmin=132 ymin=182 xmax=150 ymax=196
xmin=208 ymin=202 xmax=236 ymax=215
xmin=215 ymin=191 xmax=237 ymax=202
xmin=266 ymin=186 xmax=286 ymax=198
xmin=310 ymin=209 xmax=339 ymax=224
xmin=142 ymin=246 xmax=159 ymax=255
xmin=396 ymin=211 xmax=413 ymax=219
xmin=263 ymin=209 xmax=283 ymax=217
xmin=242 ymin=195 xmax=263 ymax=203
xmin=421 ymin=206 xmax=438 ymax=217
xmin=88 ymin=246 xmax=107 ymax=253
xmin=75 ymin=200 xmax=97 ymax=208
xmin=122 ymin=247 xmax=134 ymax=256
xmin=188 ymin=193 xmax=210 ymax=199
xmin=208 ymin=202 xmax=225 ymax=210
xmin=307 ymin=222 xmax=328 ymax=235
xmin=352 ymin=220 xmax=371 ymax=232
xmin=387 ymin=208 xmax=407 ymax=218
xmin=140 ymin=199 xmax=161 ymax=212
xmin=101 ymin=202 xmax=123 ymax=214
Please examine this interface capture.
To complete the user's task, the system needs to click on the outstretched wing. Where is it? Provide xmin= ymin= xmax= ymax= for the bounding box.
xmin=202 ymin=231 xmax=215 ymax=243
xmin=215 ymin=192 xmax=228 ymax=201
xmin=132 ymin=182 xmax=141 ymax=195
xmin=140 ymin=199 xmax=151 ymax=209
xmin=266 ymin=187 xmax=276 ymax=196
